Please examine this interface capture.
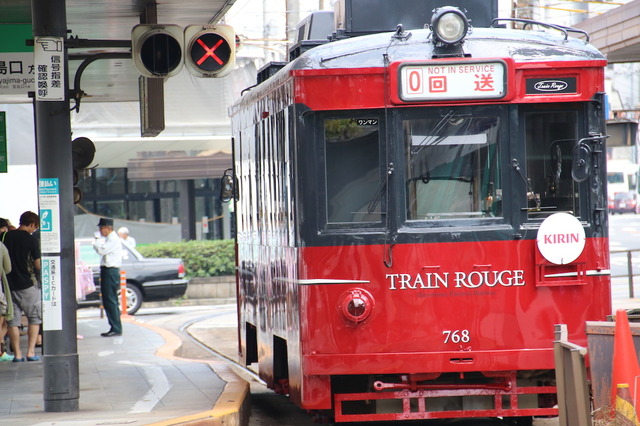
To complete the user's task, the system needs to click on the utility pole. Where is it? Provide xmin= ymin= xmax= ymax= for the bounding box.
xmin=31 ymin=0 xmax=80 ymax=412
xmin=286 ymin=0 xmax=300 ymax=45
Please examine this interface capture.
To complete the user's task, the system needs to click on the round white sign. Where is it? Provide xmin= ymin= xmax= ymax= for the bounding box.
xmin=536 ymin=212 xmax=586 ymax=265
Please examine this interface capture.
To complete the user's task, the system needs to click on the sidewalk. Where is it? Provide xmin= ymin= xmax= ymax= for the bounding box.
xmin=0 ymin=311 xmax=248 ymax=426
xmin=611 ymin=276 xmax=640 ymax=312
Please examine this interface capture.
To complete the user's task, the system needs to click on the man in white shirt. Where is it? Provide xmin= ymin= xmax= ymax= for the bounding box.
xmin=93 ymin=218 xmax=123 ymax=337
xmin=117 ymin=227 xmax=136 ymax=249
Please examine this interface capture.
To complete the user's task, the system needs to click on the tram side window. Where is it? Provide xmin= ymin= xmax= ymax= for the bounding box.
xmin=324 ymin=118 xmax=382 ymax=224
xmin=404 ymin=112 xmax=502 ymax=220
xmin=524 ymin=109 xmax=580 ymax=218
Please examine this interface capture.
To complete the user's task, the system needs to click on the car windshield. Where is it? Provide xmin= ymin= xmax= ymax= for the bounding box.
xmin=76 ymin=238 xmax=144 ymax=266
xmin=122 ymin=243 xmax=144 ymax=261
xmin=608 ymin=172 xmax=624 ymax=184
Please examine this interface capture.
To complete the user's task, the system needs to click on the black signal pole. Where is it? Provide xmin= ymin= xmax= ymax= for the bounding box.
xmin=31 ymin=0 xmax=80 ymax=412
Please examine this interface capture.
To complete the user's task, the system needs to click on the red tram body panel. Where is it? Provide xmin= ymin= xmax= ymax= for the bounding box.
xmin=228 ymin=1 xmax=611 ymax=422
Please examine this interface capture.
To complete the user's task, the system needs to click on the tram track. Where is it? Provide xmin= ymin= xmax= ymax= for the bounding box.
xmin=177 ymin=306 xmax=322 ymax=425
xmin=180 ymin=309 xmax=265 ymax=385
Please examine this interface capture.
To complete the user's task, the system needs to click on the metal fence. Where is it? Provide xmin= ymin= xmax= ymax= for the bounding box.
xmin=610 ymin=249 xmax=640 ymax=298
xmin=554 ymin=324 xmax=591 ymax=426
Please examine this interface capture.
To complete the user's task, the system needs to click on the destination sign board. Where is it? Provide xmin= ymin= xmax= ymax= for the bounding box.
xmin=398 ymin=60 xmax=507 ymax=102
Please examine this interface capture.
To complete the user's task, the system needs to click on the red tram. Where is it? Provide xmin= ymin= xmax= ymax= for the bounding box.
xmin=225 ymin=0 xmax=611 ymax=422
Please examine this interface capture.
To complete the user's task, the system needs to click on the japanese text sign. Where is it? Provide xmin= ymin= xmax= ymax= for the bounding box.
xmin=0 ymin=24 xmax=35 ymax=97
xmin=34 ymin=36 xmax=65 ymax=101
xmin=398 ymin=60 xmax=507 ymax=102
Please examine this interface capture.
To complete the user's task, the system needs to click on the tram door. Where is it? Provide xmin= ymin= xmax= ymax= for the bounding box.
xmin=523 ymin=105 xmax=581 ymax=218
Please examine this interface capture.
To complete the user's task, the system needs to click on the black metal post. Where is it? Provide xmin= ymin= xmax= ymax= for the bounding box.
xmin=180 ymin=179 xmax=196 ymax=240
xmin=628 ymin=250 xmax=634 ymax=299
xmin=31 ymin=0 xmax=80 ymax=412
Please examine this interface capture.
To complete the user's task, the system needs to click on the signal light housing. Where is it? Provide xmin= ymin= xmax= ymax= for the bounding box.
xmin=431 ymin=7 xmax=469 ymax=45
xmin=184 ymin=25 xmax=236 ymax=78
xmin=71 ymin=137 xmax=95 ymax=205
xmin=131 ymin=24 xmax=184 ymax=78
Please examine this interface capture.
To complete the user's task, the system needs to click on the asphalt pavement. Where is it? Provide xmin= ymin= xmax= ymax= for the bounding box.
xmin=0 ymin=272 xmax=639 ymax=426
xmin=0 ymin=306 xmax=248 ymax=426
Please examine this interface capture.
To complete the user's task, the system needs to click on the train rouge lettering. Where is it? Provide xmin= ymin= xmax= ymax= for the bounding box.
xmin=543 ymin=233 xmax=580 ymax=244
xmin=386 ymin=270 xmax=525 ymax=290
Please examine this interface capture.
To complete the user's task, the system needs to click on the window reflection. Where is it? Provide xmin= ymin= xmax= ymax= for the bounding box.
xmin=93 ymin=168 xmax=126 ymax=195
xmin=324 ymin=118 xmax=382 ymax=224
xmin=75 ymin=169 xmax=221 ymax=236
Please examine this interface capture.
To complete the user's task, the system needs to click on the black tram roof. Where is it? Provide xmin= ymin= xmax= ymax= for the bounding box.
xmin=294 ymin=27 xmax=605 ymax=72
xmin=232 ymin=25 xmax=605 ymax=114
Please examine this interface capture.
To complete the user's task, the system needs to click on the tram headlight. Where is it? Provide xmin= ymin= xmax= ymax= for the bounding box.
xmin=431 ymin=7 xmax=469 ymax=45
xmin=339 ymin=288 xmax=374 ymax=324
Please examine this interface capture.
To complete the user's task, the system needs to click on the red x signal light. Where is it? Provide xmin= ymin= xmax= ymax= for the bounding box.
xmin=184 ymin=25 xmax=235 ymax=78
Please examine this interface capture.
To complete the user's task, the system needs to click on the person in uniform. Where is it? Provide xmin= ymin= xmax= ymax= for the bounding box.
xmin=93 ymin=218 xmax=123 ymax=337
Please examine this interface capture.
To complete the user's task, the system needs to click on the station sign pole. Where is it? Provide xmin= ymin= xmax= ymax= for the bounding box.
xmin=31 ymin=0 xmax=80 ymax=412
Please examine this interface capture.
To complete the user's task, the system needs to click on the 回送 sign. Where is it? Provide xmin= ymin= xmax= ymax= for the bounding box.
xmin=398 ymin=60 xmax=507 ymax=102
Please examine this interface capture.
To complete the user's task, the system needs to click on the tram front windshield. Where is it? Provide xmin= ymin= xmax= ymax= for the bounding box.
xmin=404 ymin=108 xmax=502 ymax=220
xmin=319 ymin=103 xmax=587 ymax=232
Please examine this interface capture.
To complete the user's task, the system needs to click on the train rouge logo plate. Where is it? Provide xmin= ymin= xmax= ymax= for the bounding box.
xmin=536 ymin=212 xmax=585 ymax=265
xmin=526 ymin=77 xmax=577 ymax=94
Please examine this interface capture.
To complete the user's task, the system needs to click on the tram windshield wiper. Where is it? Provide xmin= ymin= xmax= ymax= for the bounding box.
xmin=512 ymin=159 xmax=541 ymax=211
xmin=411 ymin=110 xmax=455 ymax=152
xmin=367 ymin=163 xmax=394 ymax=214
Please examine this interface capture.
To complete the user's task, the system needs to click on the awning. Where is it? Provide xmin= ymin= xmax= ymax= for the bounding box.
xmin=127 ymin=151 xmax=232 ymax=180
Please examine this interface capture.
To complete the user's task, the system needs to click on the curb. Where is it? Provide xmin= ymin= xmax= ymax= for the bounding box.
xmin=131 ymin=317 xmax=250 ymax=426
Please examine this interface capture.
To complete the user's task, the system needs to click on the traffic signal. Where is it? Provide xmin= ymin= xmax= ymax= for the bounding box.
xmin=71 ymin=137 xmax=95 ymax=204
xmin=131 ymin=24 xmax=184 ymax=78
xmin=184 ymin=25 xmax=236 ymax=78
